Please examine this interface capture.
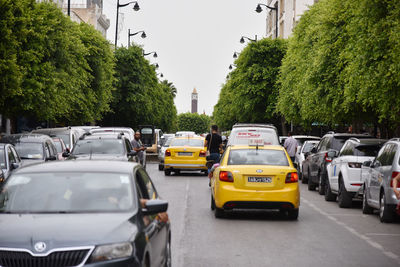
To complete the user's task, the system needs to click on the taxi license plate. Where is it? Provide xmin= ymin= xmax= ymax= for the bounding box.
xmin=178 ymin=152 xmax=192 ymax=156
xmin=248 ymin=177 xmax=272 ymax=183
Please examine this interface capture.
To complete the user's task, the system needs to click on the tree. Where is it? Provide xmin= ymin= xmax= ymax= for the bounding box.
xmin=177 ymin=113 xmax=211 ymax=134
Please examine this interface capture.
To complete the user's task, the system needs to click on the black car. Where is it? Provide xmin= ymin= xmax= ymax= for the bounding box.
xmin=69 ymin=133 xmax=137 ymax=161
xmin=305 ymin=132 xmax=372 ymax=195
xmin=0 ymin=143 xmax=22 ymax=183
xmin=0 ymin=160 xmax=171 ymax=267
xmin=0 ymin=134 xmax=58 ymax=166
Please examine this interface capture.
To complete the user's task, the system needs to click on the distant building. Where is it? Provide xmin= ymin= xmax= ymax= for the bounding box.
xmin=191 ymin=88 xmax=198 ymax=114
xmin=265 ymin=0 xmax=318 ymax=39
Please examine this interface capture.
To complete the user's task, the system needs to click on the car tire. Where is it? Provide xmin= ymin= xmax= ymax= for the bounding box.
xmin=308 ymin=173 xmax=316 ymax=191
xmin=318 ymin=172 xmax=325 ymax=195
xmin=287 ymin=209 xmax=299 ymax=220
xmin=174 ymin=170 xmax=180 ymax=175
xmin=362 ymin=186 xmax=374 ymax=214
xmin=164 ymin=170 xmax=171 ymax=176
xmin=324 ymin=179 xmax=337 ymax=202
xmin=158 ymin=164 xmax=164 ymax=171
xmin=302 ymin=169 xmax=308 ymax=184
xmin=379 ymin=191 xmax=394 ymax=223
xmin=211 ymin=195 xmax=215 ymax=211
xmin=164 ymin=237 xmax=172 ymax=267
xmin=338 ymin=178 xmax=352 ymax=208
xmin=202 ymin=170 xmax=208 ymax=176
xmin=214 ymin=207 xmax=225 ymax=218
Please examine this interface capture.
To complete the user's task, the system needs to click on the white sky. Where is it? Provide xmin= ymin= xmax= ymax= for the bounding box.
xmin=102 ymin=0 xmax=267 ymax=115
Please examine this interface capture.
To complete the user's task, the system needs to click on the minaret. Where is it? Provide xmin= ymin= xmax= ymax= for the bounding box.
xmin=191 ymin=88 xmax=198 ymax=113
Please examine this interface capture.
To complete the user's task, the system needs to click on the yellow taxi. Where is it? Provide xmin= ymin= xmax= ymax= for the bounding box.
xmin=210 ymin=142 xmax=300 ymax=219
xmin=164 ymin=137 xmax=208 ymax=176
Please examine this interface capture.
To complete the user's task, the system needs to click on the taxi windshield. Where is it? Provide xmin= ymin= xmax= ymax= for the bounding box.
xmin=171 ymin=139 xmax=204 ymax=147
xmin=228 ymin=149 xmax=289 ymax=166
xmin=0 ymin=172 xmax=135 ymax=213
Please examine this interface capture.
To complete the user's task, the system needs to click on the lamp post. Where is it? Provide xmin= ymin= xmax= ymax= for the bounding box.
xmin=115 ymin=0 xmax=140 ymax=49
xmin=229 ymin=64 xmax=237 ymax=70
xmin=128 ymin=29 xmax=146 ymax=47
xmin=240 ymin=35 xmax=257 ymax=44
xmin=256 ymin=3 xmax=278 ymax=38
xmin=143 ymin=51 xmax=158 ymax=58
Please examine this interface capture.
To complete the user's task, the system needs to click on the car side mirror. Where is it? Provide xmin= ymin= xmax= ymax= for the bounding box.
xmin=46 ymin=156 xmax=57 ymax=161
xmin=372 ymin=160 xmax=381 ymax=168
xmin=362 ymin=160 xmax=372 ymax=167
xmin=128 ymin=151 xmax=137 ymax=157
xmin=62 ymin=151 xmax=70 ymax=158
xmin=142 ymin=199 xmax=168 ymax=215
xmin=11 ymin=162 xmax=20 ymax=170
xmin=327 ymin=150 xmax=338 ymax=158
xmin=311 ymin=147 xmax=317 ymax=153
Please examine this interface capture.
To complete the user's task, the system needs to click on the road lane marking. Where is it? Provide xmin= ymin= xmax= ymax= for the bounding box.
xmin=301 ymin=197 xmax=400 ymax=264
xmin=366 ymin=233 xmax=400 ymax=237
xmin=177 ymin=180 xmax=190 ymax=267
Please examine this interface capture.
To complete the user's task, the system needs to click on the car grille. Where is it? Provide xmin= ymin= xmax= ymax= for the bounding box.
xmin=0 ymin=249 xmax=90 ymax=267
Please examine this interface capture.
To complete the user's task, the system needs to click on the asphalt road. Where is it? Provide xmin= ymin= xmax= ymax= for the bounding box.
xmin=147 ymin=163 xmax=400 ymax=267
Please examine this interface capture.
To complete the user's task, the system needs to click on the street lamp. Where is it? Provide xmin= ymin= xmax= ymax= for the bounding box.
xmin=240 ymin=35 xmax=257 ymax=44
xmin=233 ymin=52 xmax=240 ymax=58
xmin=157 ymin=73 xmax=164 ymax=78
xmin=143 ymin=51 xmax=158 ymax=58
xmin=128 ymin=29 xmax=146 ymax=47
xmin=115 ymin=0 xmax=140 ymax=49
xmin=153 ymin=63 xmax=159 ymax=69
xmin=256 ymin=3 xmax=278 ymax=38
xmin=229 ymin=64 xmax=237 ymax=70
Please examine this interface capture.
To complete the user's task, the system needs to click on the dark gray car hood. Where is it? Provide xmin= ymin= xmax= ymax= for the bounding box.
xmin=69 ymin=155 xmax=128 ymax=161
xmin=0 ymin=213 xmax=138 ymax=253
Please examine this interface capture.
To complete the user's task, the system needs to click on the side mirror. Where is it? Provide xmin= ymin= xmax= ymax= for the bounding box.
xmin=311 ymin=147 xmax=317 ymax=153
xmin=327 ymin=150 xmax=338 ymax=158
xmin=372 ymin=160 xmax=381 ymax=168
xmin=66 ymin=147 xmax=71 ymax=153
xmin=128 ymin=151 xmax=137 ymax=157
xmin=46 ymin=156 xmax=57 ymax=161
xmin=11 ymin=162 xmax=20 ymax=170
xmin=142 ymin=199 xmax=168 ymax=215
xmin=304 ymin=152 xmax=311 ymax=158
xmin=62 ymin=151 xmax=70 ymax=158
xmin=362 ymin=160 xmax=372 ymax=167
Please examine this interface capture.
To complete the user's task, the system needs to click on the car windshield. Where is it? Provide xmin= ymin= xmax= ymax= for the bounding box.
xmin=228 ymin=128 xmax=279 ymax=146
xmin=53 ymin=140 xmax=63 ymax=153
xmin=0 ymin=172 xmax=135 ymax=213
xmin=0 ymin=149 xmax=5 ymax=169
xmin=228 ymin=149 xmax=289 ymax=166
xmin=72 ymin=139 xmax=125 ymax=155
xmin=56 ymin=134 xmax=70 ymax=148
xmin=171 ymin=139 xmax=204 ymax=147
xmin=14 ymin=143 xmax=43 ymax=160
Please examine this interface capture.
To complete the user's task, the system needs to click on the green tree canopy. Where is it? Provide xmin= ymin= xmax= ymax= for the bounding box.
xmin=177 ymin=113 xmax=211 ymax=134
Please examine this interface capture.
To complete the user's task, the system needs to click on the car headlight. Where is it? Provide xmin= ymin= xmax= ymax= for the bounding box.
xmin=90 ymin=242 xmax=133 ymax=262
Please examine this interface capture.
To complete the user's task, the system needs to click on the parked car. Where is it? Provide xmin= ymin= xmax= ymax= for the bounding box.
xmin=293 ymin=135 xmax=321 ymax=165
xmin=31 ymin=127 xmax=85 ymax=151
xmin=0 ymin=160 xmax=171 ymax=266
xmin=306 ymin=132 xmax=372 ymax=195
xmin=69 ymin=133 xmax=136 ymax=162
xmin=227 ymin=123 xmax=279 ymax=146
xmin=0 ymin=134 xmax=58 ymax=166
xmin=325 ymin=138 xmax=386 ymax=207
xmin=296 ymin=140 xmax=320 ymax=181
xmin=158 ymin=137 xmax=174 ymax=171
xmin=90 ymin=127 xmax=135 ymax=142
xmin=0 ymin=143 xmax=22 ymax=183
xmin=51 ymin=137 xmax=68 ymax=160
xmin=362 ymin=138 xmax=400 ymax=222
xmin=210 ymin=144 xmax=299 ymax=219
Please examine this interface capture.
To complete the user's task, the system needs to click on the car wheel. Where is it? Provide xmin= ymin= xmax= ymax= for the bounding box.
xmin=324 ymin=179 xmax=337 ymax=202
xmin=379 ymin=191 xmax=394 ymax=223
xmin=164 ymin=237 xmax=171 ymax=267
xmin=318 ymin=172 xmax=325 ymax=195
xmin=211 ymin=195 xmax=215 ymax=211
xmin=362 ymin=186 xmax=374 ymax=214
xmin=164 ymin=170 xmax=171 ymax=176
xmin=287 ymin=209 xmax=299 ymax=220
xmin=214 ymin=207 xmax=225 ymax=218
xmin=308 ymin=172 xmax=316 ymax=191
xmin=158 ymin=164 xmax=164 ymax=171
xmin=174 ymin=170 xmax=180 ymax=175
xmin=338 ymin=178 xmax=352 ymax=208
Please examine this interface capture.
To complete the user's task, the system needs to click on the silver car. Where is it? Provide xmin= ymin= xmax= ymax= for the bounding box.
xmin=158 ymin=136 xmax=174 ymax=171
xmin=362 ymin=138 xmax=400 ymax=223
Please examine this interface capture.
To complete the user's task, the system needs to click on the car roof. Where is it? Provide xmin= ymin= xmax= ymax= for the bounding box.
xmin=232 ymin=123 xmax=277 ymax=130
xmin=324 ymin=133 xmax=372 ymax=138
xmin=14 ymin=160 xmax=140 ymax=174
xmin=230 ymin=145 xmax=284 ymax=151
xmin=32 ymin=127 xmax=75 ymax=134
xmin=293 ymin=135 xmax=320 ymax=139
xmin=82 ymin=134 xmax=125 ymax=140
xmin=0 ymin=134 xmax=52 ymax=144
xmin=348 ymin=138 xmax=388 ymax=145
xmin=173 ymin=136 xmax=204 ymax=140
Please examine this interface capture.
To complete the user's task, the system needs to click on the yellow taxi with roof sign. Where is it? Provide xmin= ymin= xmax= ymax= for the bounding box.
xmin=210 ymin=138 xmax=300 ymax=219
xmin=164 ymin=136 xmax=208 ymax=176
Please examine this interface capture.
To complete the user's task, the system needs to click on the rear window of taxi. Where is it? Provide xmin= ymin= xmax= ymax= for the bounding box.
xmin=228 ymin=128 xmax=279 ymax=146
xmin=228 ymin=149 xmax=289 ymax=166
xmin=171 ymin=139 xmax=204 ymax=147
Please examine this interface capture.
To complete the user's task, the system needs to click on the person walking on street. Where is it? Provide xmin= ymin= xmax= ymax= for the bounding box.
xmin=284 ymin=131 xmax=297 ymax=163
xmin=205 ymin=125 xmax=222 ymax=173
xmin=131 ymin=131 xmax=146 ymax=166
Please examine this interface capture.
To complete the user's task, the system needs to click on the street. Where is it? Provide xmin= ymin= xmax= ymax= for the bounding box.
xmin=147 ymin=163 xmax=400 ymax=267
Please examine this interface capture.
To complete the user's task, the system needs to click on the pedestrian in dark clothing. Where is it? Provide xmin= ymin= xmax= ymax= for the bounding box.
xmin=205 ymin=125 xmax=222 ymax=173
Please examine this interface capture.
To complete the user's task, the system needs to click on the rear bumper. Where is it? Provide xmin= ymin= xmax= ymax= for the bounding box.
xmin=214 ymin=183 xmax=300 ymax=209
xmin=164 ymin=163 xmax=207 ymax=171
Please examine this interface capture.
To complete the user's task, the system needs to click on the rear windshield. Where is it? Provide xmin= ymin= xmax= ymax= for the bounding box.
xmin=228 ymin=149 xmax=289 ymax=166
xmin=72 ymin=139 xmax=125 ymax=155
xmin=15 ymin=143 xmax=44 ymax=160
xmin=0 ymin=149 xmax=5 ymax=168
xmin=53 ymin=140 xmax=63 ymax=153
xmin=171 ymin=139 xmax=204 ymax=147
xmin=302 ymin=142 xmax=319 ymax=153
xmin=228 ymin=128 xmax=279 ymax=146
xmin=355 ymin=145 xmax=381 ymax=157
xmin=296 ymin=138 xmax=320 ymax=146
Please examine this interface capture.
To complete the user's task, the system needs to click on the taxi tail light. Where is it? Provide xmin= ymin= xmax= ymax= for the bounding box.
xmin=324 ymin=152 xmax=332 ymax=162
xmin=285 ymin=172 xmax=298 ymax=183
xmin=390 ymin=172 xmax=400 ymax=188
xmin=165 ymin=149 xmax=171 ymax=157
xmin=199 ymin=150 xmax=206 ymax=157
xmin=219 ymin=171 xmax=234 ymax=182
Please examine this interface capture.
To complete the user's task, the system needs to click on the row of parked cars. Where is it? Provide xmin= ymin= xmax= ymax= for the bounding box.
xmin=0 ymin=126 xmax=171 ymax=267
xmin=294 ymin=131 xmax=399 ymax=223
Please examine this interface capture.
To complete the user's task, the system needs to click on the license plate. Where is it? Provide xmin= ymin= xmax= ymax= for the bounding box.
xmin=178 ymin=152 xmax=192 ymax=156
xmin=248 ymin=177 xmax=272 ymax=183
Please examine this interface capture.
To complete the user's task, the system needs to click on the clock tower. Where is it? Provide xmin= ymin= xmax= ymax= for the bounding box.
xmin=191 ymin=88 xmax=198 ymax=114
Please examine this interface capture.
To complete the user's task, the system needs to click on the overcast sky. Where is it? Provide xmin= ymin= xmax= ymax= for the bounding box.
xmin=103 ymin=0 xmax=267 ymax=115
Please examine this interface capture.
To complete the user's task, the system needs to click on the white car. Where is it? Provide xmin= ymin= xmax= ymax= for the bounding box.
xmin=325 ymin=138 xmax=386 ymax=207
xmin=295 ymin=140 xmax=320 ymax=180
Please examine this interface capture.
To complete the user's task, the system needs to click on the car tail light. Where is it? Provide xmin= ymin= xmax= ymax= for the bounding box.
xmin=219 ymin=171 xmax=234 ymax=182
xmin=350 ymin=183 xmax=362 ymax=186
xmin=390 ymin=172 xmax=400 ymax=188
xmin=285 ymin=172 xmax=298 ymax=183
xmin=324 ymin=152 xmax=332 ymax=162
xmin=165 ymin=149 xmax=171 ymax=157
xmin=348 ymin=162 xmax=362 ymax=168
xmin=199 ymin=150 xmax=206 ymax=157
